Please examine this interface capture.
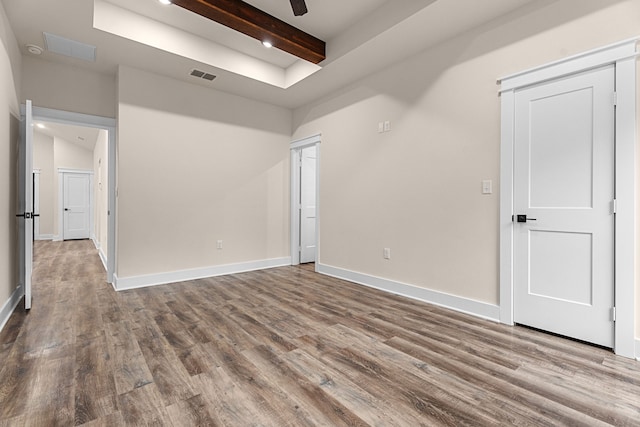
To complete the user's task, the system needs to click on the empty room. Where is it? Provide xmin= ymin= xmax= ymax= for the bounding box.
xmin=1 ymin=0 xmax=640 ymax=425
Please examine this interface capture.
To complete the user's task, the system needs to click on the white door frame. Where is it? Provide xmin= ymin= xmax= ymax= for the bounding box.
xmin=499 ymin=38 xmax=638 ymax=358
xmin=290 ymin=134 xmax=321 ymax=266
xmin=22 ymin=105 xmax=117 ymax=284
xmin=58 ymin=169 xmax=94 ymax=241
xmin=33 ymin=169 xmax=41 ymax=240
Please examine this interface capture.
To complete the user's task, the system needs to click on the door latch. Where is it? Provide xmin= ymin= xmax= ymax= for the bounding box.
xmin=516 ymin=214 xmax=537 ymax=223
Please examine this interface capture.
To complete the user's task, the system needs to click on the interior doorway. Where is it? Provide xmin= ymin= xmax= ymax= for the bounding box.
xmin=23 ymin=104 xmax=116 ymax=284
xmin=513 ymin=65 xmax=615 ymax=348
xmin=499 ymin=39 xmax=637 ymax=358
xmin=290 ymin=134 xmax=320 ymax=266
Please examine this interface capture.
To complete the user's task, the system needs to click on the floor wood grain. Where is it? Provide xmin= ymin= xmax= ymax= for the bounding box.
xmin=1 ymin=240 xmax=639 ymax=426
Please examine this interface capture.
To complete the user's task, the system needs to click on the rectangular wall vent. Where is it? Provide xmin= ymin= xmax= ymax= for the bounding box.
xmin=43 ymin=32 xmax=96 ymax=62
xmin=190 ymin=69 xmax=216 ymax=81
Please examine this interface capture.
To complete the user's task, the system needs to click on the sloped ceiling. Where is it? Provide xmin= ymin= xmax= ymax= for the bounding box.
xmin=4 ymin=0 xmax=535 ymax=108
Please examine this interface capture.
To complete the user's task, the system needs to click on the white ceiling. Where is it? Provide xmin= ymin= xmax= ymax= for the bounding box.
xmin=3 ymin=0 xmax=536 ymax=108
xmin=34 ymin=121 xmax=100 ymax=151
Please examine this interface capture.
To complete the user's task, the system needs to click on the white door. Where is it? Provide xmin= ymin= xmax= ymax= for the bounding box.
xmin=513 ymin=66 xmax=615 ymax=347
xmin=63 ymin=173 xmax=91 ymax=240
xmin=300 ymin=145 xmax=317 ymax=263
xmin=18 ymin=100 xmax=34 ymax=310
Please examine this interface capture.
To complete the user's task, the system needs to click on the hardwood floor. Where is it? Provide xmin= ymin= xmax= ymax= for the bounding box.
xmin=1 ymin=240 xmax=639 ymax=426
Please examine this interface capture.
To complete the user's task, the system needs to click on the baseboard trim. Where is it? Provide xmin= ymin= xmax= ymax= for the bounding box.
xmin=53 ymin=235 xmax=62 ymax=242
xmin=90 ymin=238 xmax=108 ymax=272
xmin=635 ymin=339 xmax=640 ymax=361
xmin=114 ymin=257 xmax=292 ymax=291
xmin=0 ymin=284 xmax=23 ymax=333
xmin=35 ymin=234 xmax=53 ymax=241
xmin=317 ymin=264 xmax=501 ymax=322
xmin=98 ymin=248 xmax=107 ymax=272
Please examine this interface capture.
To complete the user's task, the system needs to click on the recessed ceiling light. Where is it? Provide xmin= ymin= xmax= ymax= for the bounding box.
xmin=36 ymin=123 xmax=45 ymax=129
xmin=158 ymin=0 xmax=172 ymax=4
xmin=262 ymin=41 xmax=273 ymax=48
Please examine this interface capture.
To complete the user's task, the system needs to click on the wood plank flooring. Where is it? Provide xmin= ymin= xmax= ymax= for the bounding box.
xmin=1 ymin=240 xmax=640 ymax=426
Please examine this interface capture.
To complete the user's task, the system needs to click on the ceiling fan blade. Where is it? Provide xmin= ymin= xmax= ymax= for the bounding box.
xmin=290 ymin=0 xmax=308 ymax=16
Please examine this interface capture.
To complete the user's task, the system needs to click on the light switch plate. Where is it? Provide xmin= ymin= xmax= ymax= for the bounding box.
xmin=482 ymin=180 xmax=492 ymax=194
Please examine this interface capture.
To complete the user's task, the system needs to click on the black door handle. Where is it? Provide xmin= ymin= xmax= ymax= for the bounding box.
xmin=64 ymin=208 xmax=69 ymax=211
xmin=516 ymin=214 xmax=537 ymax=223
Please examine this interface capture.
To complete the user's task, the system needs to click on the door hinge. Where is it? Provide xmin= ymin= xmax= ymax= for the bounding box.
xmin=611 ymin=307 xmax=617 ymax=322
xmin=612 ymin=199 xmax=617 ymax=214
xmin=613 ymin=92 xmax=618 ymax=106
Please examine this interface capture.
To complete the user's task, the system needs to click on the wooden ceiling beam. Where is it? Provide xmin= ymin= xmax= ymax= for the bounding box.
xmin=171 ymin=0 xmax=326 ymax=64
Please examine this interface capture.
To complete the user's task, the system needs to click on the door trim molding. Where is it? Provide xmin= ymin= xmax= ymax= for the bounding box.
xmin=290 ymin=133 xmax=321 ymax=266
xmin=499 ymin=38 xmax=638 ymax=358
xmin=33 ymin=169 xmax=40 ymax=240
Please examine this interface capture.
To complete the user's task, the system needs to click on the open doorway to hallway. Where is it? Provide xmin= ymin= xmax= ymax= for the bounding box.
xmin=32 ymin=120 xmax=109 ymax=272
xmin=21 ymin=105 xmax=117 ymax=291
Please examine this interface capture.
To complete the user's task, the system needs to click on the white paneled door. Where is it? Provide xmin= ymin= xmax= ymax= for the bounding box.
xmin=300 ymin=145 xmax=317 ymax=263
xmin=19 ymin=100 xmax=34 ymax=310
xmin=63 ymin=173 xmax=91 ymax=240
xmin=513 ymin=66 xmax=615 ymax=348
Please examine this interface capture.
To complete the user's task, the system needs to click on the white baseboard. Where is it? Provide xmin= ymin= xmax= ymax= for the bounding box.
xmin=0 ymin=284 xmax=23 ymax=333
xmin=53 ymin=235 xmax=62 ymax=242
xmin=635 ymin=339 xmax=640 ymax=361
xmin=35 ymin=234 xmax=53 ymax=241
xmin=98 ymin=248 xmax=107 ymax=272
xmin=114 ymin=257 xmax=292 ymax=291
xmin=90 ymin=238 xmax=108 ymax=272
xmin=317 ymin=264 xmax=501 ymax=322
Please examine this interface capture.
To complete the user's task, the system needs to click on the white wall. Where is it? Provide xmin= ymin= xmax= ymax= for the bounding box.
xmin=292 ymin=0 xmax=640 ymax=335
xmin=116 ymin=66 xmax=292 ymax=280
xmin=33 ymin=131 xmax=54 ymax=236
xmin=22 ymin=55 xmax=116 ymax=118
xmin=0 ymin=0 xmax=21 ymax=325
xmin=94 ymin=129 xmax=109 ymax=260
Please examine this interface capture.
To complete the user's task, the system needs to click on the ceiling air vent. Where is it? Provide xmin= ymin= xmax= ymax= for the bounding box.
xmin=190 ymin=69 xmax=216 ymax=81
xmin=43 ymin=32 xmax=96 ymax=62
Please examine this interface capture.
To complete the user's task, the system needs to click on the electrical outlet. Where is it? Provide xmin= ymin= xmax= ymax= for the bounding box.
xmin=383 ymin=248 xmax=391 ymax=259
xmin=217 ymin=240 xmax=223 ymax=249
xmin=378 ymin=122 xmax=384 ymax=133
xmin=383 ymin=121 xmax=391 ymax=132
